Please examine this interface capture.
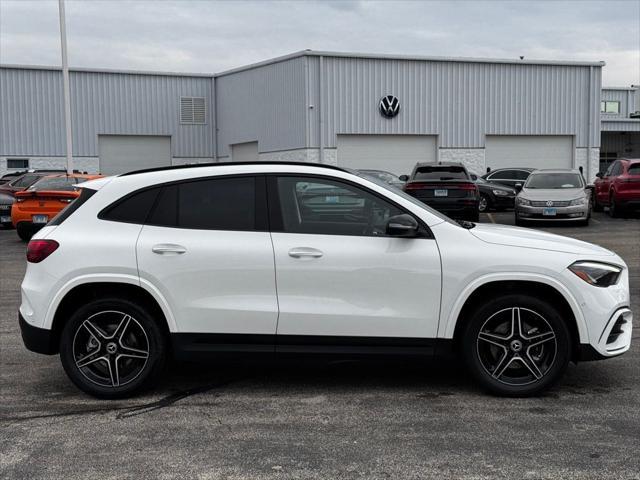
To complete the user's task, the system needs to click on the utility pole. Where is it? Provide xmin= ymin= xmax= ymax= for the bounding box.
xmin=58 ymin=0 xmax=73 ymax=174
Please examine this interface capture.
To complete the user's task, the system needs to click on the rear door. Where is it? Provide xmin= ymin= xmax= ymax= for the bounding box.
xmin=136 ymin=175 xmax=279 ymax=336
xmin=268 ymin=175 xmax=442 ymax=348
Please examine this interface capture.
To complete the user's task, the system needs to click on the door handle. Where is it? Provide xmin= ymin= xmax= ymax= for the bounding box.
xmin=152 ymin=244 xmax=187 ymax=255
xmin=288 ymin=247 xmax=323 ymax=258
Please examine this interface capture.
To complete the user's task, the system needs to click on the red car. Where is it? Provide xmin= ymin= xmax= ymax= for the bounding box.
xmin=594 ymin=158 xmax=640 ymax=217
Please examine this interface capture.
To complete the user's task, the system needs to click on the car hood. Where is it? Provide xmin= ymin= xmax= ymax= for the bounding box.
xmin=519 ymin=187 xmax=586 ymax=200
xmin=470 ymin=223 xmax=614 ymax=256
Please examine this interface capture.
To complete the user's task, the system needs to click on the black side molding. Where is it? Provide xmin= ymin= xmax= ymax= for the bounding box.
xmin=19 ymin=313 xmax=58 ymax=355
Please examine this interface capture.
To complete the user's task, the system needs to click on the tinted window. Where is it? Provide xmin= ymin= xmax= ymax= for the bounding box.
xmin=605 ymin=162 xmax=615 ymax=176
xmin=513 ymin=170 xmax=531 ymax=180
xmin=611 ymin=162 xmax=623 ymax=176
xmin=628 ymin=164 xmax=640 ymax=175
xmin=275 ymin=176 xmax=406 ymax=237
xmin=50 ymin=188 xmax=97 ymax=226
xmin=102 ymin=187 xmax=160 ymax=224
xmin=413 ymin=166 xmax=469 ymax=181
xmin=10 ymin=174 xmax=40 ymax=188
xmin=525 ymin=173 xmax=584 ymax=189
xmin=148 ymin=177 xmax=257 ymax=231
xmin=29 ymin=176 xmax=77 ymax=191
xmin=488 ymin=170 xmax=517 ymax=180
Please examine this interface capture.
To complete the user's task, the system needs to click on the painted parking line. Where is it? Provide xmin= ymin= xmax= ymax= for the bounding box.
xmin=487 ymin=213 xmax=496 ymax=223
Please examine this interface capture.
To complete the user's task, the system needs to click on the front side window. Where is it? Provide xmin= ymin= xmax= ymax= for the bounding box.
xmin=275 ymin=176 xmax=406 ymax=237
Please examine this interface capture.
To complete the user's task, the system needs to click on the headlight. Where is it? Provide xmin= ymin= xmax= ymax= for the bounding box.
xmin=492 ymin=189 xmax=510 ymax=196
xmin=569 ymin=197 xmax=586 ymax=206
xmin=568 ymin=261 xmax=622 ymax=287
xmin=517 ymin=197 xmax=531 ymax=206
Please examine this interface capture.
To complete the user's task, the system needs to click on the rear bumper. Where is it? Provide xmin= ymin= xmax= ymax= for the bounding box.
xmin=19 ymin=312 xmax=57 ymax=355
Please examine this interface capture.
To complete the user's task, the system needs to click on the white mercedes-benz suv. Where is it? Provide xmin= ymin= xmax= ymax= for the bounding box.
xmin=19 ymin=162 xmax=632 ymax=398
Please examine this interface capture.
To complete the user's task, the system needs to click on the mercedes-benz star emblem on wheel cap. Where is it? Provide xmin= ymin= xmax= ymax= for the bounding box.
xmin=546 ymin=200 xmax=554 ymax=207
xmin=379 ymin=95 xmax=400 ymax=118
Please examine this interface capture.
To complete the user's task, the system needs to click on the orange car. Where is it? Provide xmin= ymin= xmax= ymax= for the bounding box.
xmin=12 ymin=173 xmax=102 ymax=241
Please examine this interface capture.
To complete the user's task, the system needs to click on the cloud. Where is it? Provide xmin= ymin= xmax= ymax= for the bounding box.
xmin=0 ymin=0 xmax=638 ymax=85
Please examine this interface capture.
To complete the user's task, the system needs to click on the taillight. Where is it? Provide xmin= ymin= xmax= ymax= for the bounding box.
xmin=26 ymin=240 xmax=59 ymax=263
xmin=404 ymin=182 xmax=428 ymax=191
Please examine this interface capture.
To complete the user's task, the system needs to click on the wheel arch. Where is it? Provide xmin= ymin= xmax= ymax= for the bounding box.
xmin=447 ymin=277 xmax=587 ymax=358
xmin=46 ymin=277 xmax=175 ymax=352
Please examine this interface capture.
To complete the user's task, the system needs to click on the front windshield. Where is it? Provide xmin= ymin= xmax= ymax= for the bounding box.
xmin=525 ymin=173 xmax=584 ymax=189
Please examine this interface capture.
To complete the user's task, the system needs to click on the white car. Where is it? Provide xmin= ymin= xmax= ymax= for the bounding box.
xmin=19 ymin=162 xmax=632 ymax=398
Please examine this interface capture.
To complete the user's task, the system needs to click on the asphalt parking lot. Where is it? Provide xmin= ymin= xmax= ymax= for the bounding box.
xmin=1 ymin=211 xmax=639 ymax=479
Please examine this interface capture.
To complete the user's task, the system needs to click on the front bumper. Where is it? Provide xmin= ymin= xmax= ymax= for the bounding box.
xmin=491 ymin=195 xmax=515 ymax=209
xmin=516 ymin=203 xmax=589 ymax=221
xmin=19 ymin=312 xmax=57 ymax=355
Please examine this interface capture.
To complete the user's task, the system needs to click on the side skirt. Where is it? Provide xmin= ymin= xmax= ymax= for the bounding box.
xmin=171 ymin=333 xmax=454 ymax=361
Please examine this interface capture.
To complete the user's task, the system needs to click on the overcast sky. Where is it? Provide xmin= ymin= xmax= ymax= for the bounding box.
xmin=1 ymin=0 xmax=638 ymax=85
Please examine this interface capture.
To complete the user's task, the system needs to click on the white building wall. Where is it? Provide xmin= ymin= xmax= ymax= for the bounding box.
xmin=439 ymin=149 xmax=486 ymax=176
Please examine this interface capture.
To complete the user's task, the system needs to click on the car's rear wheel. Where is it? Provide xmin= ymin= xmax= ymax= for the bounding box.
xmin=461 ymin=294 xmax=571 ymax=396
xmin=59 ymin=298 xmax=167 ymax=398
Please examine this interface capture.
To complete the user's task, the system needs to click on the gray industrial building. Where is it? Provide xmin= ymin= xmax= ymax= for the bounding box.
xmin=1 ymin=50 xmax=638 ymax=181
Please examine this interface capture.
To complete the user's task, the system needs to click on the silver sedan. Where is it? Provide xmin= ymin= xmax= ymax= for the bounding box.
xmin=515 ymin=169 xmax=591 ymax=226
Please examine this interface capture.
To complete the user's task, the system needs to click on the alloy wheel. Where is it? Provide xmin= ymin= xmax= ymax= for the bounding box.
xmin=476 ymin=307 xmax=557 ymax=386
xmin=478 ymin=195 xmax=488 ymax=212
xmin=72 ymin=310 xmax=150 ymax=388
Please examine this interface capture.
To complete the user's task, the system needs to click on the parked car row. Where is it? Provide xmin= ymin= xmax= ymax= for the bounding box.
xmin=0 ymin=171 xmax=102 ymax=240
xmin=355 ymin=159 xmax=639 ymax=226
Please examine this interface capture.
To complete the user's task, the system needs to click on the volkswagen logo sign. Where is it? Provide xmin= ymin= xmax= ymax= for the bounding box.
xmin=546 ymin=200 xmax=554 ymax=207
xmin=379 ymin=95 xmax=400 ymax=118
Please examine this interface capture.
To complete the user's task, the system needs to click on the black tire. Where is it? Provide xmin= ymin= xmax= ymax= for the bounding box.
xmin=608 ymin=195 xmax=622 ymax=218
xmin=478 ymin=194 xmax=490 ymax=213
xmin=461 ymin=294 xmax=571 ymax=397
xmin=514 ymin=213 xmax=524 ymax=227
xmin=59 ymin=297 xmax=167 ymax=399
xmin=16 ymin=223 xmax=33 ymax=242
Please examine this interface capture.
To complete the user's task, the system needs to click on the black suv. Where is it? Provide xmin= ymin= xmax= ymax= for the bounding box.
xmin=403 ymin=162 xmax=479 ymax=221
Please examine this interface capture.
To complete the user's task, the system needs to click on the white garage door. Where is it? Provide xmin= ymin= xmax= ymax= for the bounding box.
xmin=485 ymin=136 xmax=573 ymax=170
xmin=98 ymin=135 xmax=171 ymax=175
xmin=231 ymin=142 xmax=259 ymax=162
xmin=337 ymin=135 xmax=437 ymax=176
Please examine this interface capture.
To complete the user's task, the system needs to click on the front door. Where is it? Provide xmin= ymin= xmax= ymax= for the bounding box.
xmin=268 ymin=175 xmax=442 ymax=347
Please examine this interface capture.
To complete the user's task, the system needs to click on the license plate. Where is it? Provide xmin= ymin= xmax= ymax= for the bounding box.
xmin=542 ymin=208 xmax=557 ymax=216
xmin=0 ymin=215 xmax=10 ymax=223
xmin=32 ymin=214 xmax=49 ymax=224
xmin=434 ymin=189 xmax=448 ymax=197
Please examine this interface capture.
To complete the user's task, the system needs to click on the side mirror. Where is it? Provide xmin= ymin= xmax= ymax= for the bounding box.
xmin=595 ymin=172 xmax=603 ymax=179
xmin=398 ymin=175 xmax=409 ymax=182
xmin=514 ymin=183 xmax=523 ymax=191
xmin=386 ymin=214 xmax=419 ymax=237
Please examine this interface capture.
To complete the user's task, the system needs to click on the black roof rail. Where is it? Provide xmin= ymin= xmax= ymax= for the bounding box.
xmin=119 ymin=161 xmax=349 ymax=177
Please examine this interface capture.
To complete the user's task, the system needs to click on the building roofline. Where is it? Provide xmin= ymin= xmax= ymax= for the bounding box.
xmin=0 ymin=63 xmax=214 ymax=78
xmin=602 ymin=86 xmax=638 ymax=91
xmin=214 ymin=50 xmax=606 ymax=77
xmin=2 ymin=50 xmax=606 ymax=80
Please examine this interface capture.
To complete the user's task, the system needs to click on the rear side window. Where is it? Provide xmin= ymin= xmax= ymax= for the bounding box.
xmin=628 ymin=164 xmax=640 ymax=175
xmin=49 ymin=188 xmax=96 ymax=226
xmin=413 ymin=166 xmax=469 ymax=181
xmin=147 ymin=176 xmax=264 ymax=231
xmin=488 ymin=170 xmax=516 ymax=180
xmin=101 ymin=188 xmax=161 ymax=224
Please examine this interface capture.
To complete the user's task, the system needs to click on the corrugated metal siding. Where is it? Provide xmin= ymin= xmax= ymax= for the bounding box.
xmin=215 ymin=57 xmax=306 ymax=157
xmin=601 ymin=120 xmax=640 ymax=132
xmin=1 ymin=67 xmax=213 ymax=157
xmin=308 ymin=56 xmax=601 ymax=149
xmin=601 ymin=88 xmax=636 ymax=117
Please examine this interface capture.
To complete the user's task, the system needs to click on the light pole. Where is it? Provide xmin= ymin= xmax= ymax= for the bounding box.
xmin=58 ymin=0 xmax=73 ymax=174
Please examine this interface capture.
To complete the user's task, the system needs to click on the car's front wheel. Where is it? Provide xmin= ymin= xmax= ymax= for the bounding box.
xmin=462 ymin=294 xmax=571 ymax=396
xmin=59 ymin=298 xmax=167 ymax=398
xmin=478 ymin=194 xmax=490 ymax=213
